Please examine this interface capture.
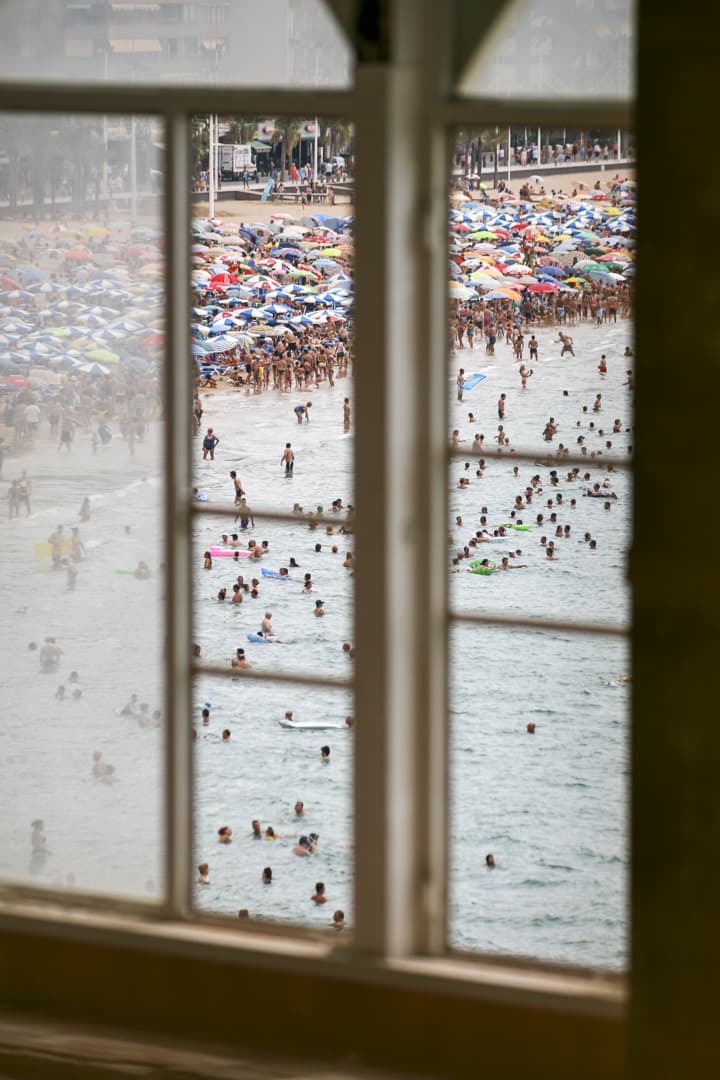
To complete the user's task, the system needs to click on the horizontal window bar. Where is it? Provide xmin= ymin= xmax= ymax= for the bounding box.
xmin=193 ymin=662 xmax=353 ymax=691
xmin=0 ymin=882 xmax=161 ymax=918
xmin=191 ymin=505 xmax=351 ymax=529
xmin=439 ymin=98 xmax=634 ymax=129
xmin=448 ymin=445 xmax=632 ymax=471
xmin=0 ymin=84 xmax=353 ymax=116
xmin=449 ymin=610 xmax=629 ymax=638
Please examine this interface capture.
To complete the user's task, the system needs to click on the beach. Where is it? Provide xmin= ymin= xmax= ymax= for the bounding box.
xmin=0 ymin=171 xmax=633 ymax=966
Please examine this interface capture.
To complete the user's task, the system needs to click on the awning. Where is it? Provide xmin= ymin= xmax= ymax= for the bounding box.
xmin=251 ymin=141 xmax=271 ymax=153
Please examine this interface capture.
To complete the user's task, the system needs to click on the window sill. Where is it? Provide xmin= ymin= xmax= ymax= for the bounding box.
xmin=0 ymin=896 xmax=625 ymax=1020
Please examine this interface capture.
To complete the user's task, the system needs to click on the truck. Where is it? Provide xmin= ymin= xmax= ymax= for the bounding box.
xmin=217 ymin=144 xmax=256 ymax=181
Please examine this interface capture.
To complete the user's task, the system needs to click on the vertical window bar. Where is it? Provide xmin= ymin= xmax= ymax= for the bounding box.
xmin=352 ymin=0 xmax=451 ymax=958
xmin=163 ymin=108 xmax=194 ymax=920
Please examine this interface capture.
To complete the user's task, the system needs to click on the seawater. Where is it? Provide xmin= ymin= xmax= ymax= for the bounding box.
xmin=0 ymin=316 xmax=630 ymax=969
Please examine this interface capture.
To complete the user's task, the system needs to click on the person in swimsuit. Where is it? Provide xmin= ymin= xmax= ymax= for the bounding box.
xmin=281 ymin=443 xmax=294 ymax=475
xmin=202 ymin=428 xmax=220 ymax=460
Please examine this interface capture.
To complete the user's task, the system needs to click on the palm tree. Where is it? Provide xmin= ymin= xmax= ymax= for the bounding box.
xmin=270 ymin=118 xmax=301 ymax=182
xmin=191 ymin=117 xmax=209 ymax=180
xmin=0 ymin=115 xmax=27 ymax=213
xmin=321 ymin=119 xmax=352 ymax=162
xmin=223 ymin=117 xmax=259 ymax=145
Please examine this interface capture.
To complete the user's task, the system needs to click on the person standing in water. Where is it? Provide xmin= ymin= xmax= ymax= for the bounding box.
xmin=281 ymin=443 xmax=294 ymax=476
xmin=230 ymin=470 xmax=244 ymax=503
xmin=202 ymin=428 xmax=220 ymax=460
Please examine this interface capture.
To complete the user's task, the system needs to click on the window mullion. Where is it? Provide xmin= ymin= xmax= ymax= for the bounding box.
xmin=162 ymin=108 xmax=194 ymax=921
xmin=351 ymin=0 xmax=451 ymax=959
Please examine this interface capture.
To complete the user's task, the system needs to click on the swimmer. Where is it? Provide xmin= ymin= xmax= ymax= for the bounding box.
xmin=332 ymin=909 xmax=345 ymax=929
xmin=526 ymin=722 xmax=536 ymax=734
xmin=203 ymin=551 xmax=212 ymax=570
xmin=321 ymin=745 xmax=330 ymax=762
xmin=265 ymin=826 xmax=279 ymax=840
xmin=40 ymin=637 xmax=62 ymax=672
xmin=100 ymin=764 xmax=117 ymax=785
xmin=261 ymin=611 xmax=273 ymax=634
xmin=556 ymin=331 xmax=575 ymax=357
xmin=485 ymin=854 xmax=496 ymax=868
xmin=311 ymin=882 xmax=327 ymax=904
xmin=231 ymin=648 xmax=251 ymax=670
xmin=251 ymin=820 xmax=262 ymax=838
xmin=222 ymin=729 xmax=231 ymax=741
xmin=218 ymin=826 xmax=233 ymax=844
xmin=314 ymin=599 xmax=326 ymax=617
xmin=197 ymin=862 xmax=210 ymax=884
xmin=294 ymin=800 xmax=305 ymax=817
xmin=262 ymin=867 xmax=273 ymax=883
xmin=91 ymin=751 xmax=111 ymax=778
xmin=120 ymin=694 xmax=139 ymax=717
xmin=31 ymin=820 xmax=47 ymax=852
xmin=293 ymin=836 xmax=312 ymax=856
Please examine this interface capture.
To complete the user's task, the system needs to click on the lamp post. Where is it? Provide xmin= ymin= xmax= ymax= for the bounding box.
xmin=208 ymin=114 xmax=215 ymax=219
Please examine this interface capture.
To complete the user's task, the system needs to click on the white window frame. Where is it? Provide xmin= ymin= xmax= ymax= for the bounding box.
xmin=0 ymin=0 xmax=633 ymax=1035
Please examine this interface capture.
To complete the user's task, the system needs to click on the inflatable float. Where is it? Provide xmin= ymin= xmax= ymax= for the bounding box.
xmin=462 ymin=373 xmax=487 ymax=391
xmin=209 ymin=547 xmax=251 ymax=557
xmin=278 ymin=719 xmax=345 ymax=731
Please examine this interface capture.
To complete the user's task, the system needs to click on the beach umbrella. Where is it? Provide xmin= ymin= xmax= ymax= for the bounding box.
xmin=0 ymin=320 xmax=34 ymax=333
xmin=449 ymin=284 xmax=479 ymax=300
xmin=84 ymin=347 xmax=120 ymax=363
xmin=257 ymin=326 xmax=288 ymax=337
xmin=537 ymin=265 xmax=566 ymax=277
xmin=79 ymin=361 xmax=111 ymax=376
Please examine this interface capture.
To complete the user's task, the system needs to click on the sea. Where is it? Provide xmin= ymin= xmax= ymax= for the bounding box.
xmin=0 ymin=316 xmax=630 ymax=971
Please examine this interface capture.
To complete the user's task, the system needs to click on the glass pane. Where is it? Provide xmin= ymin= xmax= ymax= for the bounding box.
xmin=190 ymin=115 xmax=355 ymax=928
xmin=447 ymin=124 xmax=634 ymax=966
xmin=193 ymin=681 xmax=353 ymax=927
xmin=449 ymin=624 xmax=630 ymax=969
xmin=457 ymin=0 xmax=635 ymax=102
xmin=0 ymin=1 xmax=352 ymax=89
xmin=0 ymin=111 xmax=166 ymax=899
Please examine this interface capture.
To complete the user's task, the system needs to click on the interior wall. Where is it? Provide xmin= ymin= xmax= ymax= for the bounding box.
xmin=0 ymin=927 xmax=623 ymax=1078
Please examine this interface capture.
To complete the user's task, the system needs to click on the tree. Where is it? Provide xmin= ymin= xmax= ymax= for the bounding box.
xmin=191 ymin=118 xmax=209 ymax=179
xmin=270 ymin=118 xmax=301 ymax=182
xmin=0 ymin=115 xmax=27 ymax=213
xmin=223 ymin=117 xmax=260 ymax=145
xmin=321 ymin=119 xmax=352 ymax=162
